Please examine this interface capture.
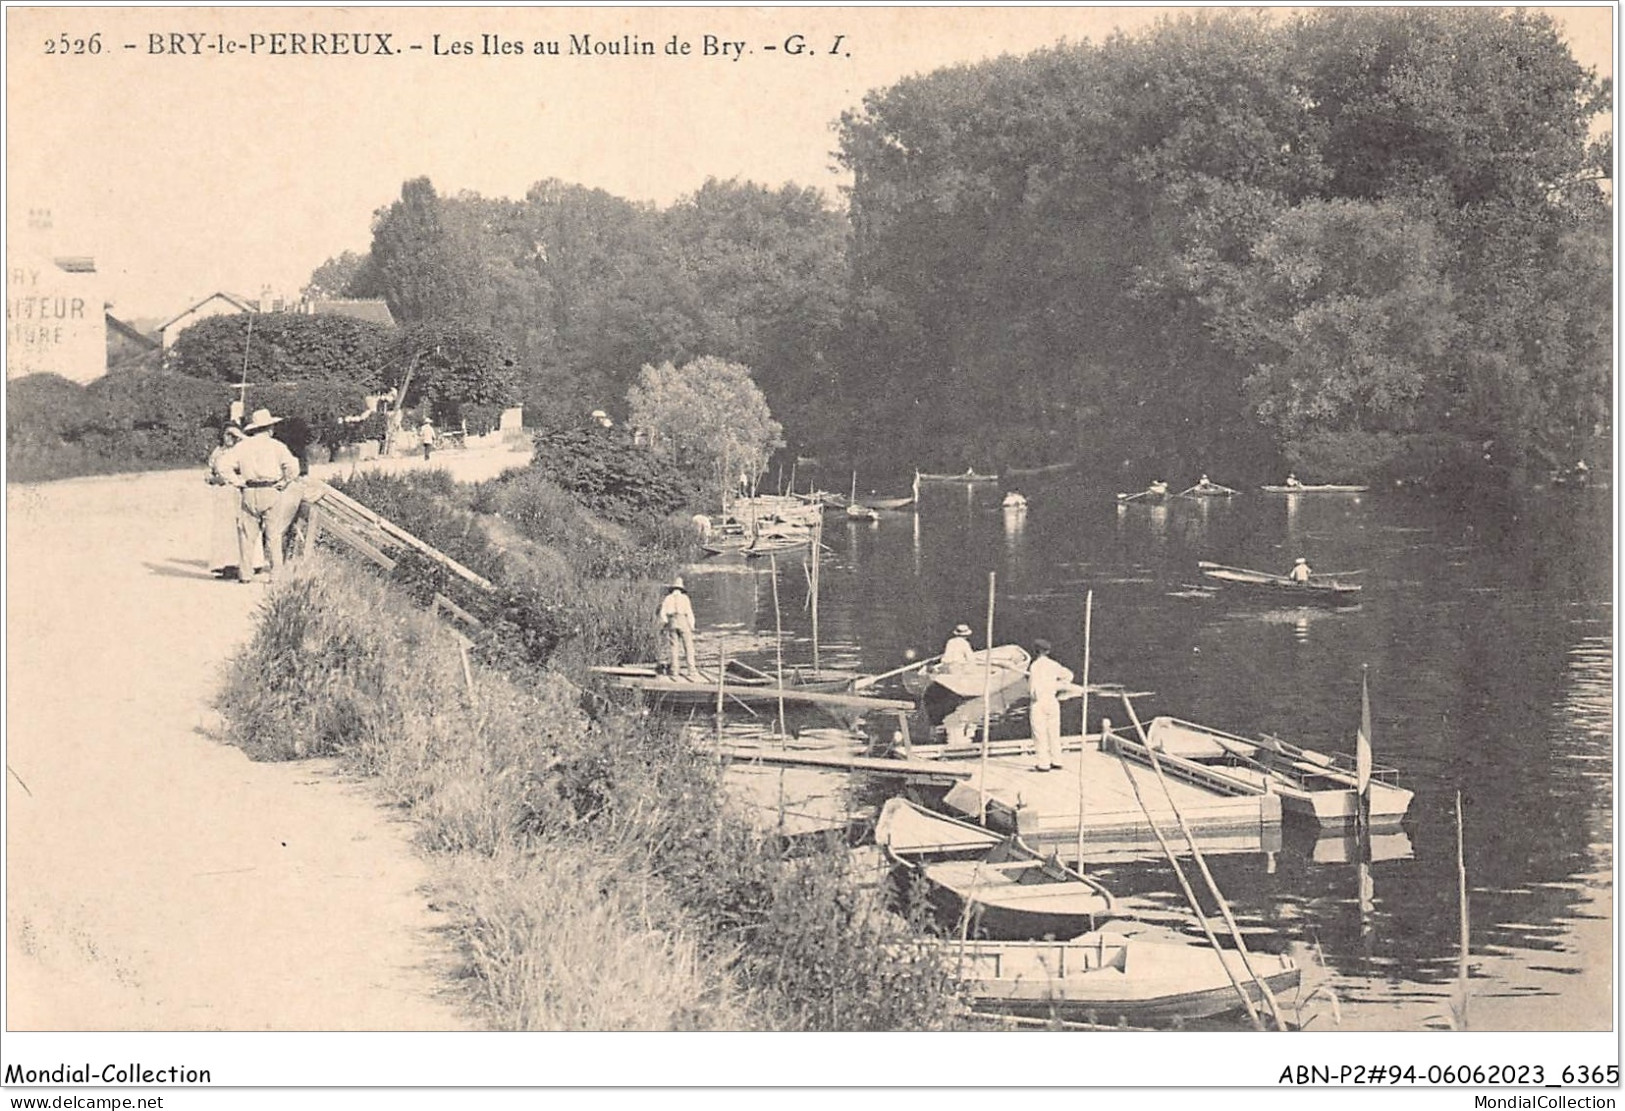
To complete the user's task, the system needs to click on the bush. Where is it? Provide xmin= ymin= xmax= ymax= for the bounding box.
xmin=528 ymin=423 xmax=693 ymax=524
xmin=7 ymin=369 xmax=232 ymax=481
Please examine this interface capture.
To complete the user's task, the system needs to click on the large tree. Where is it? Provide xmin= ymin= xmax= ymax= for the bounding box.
xmin=625 ymin=356 xmax=784 ymax=495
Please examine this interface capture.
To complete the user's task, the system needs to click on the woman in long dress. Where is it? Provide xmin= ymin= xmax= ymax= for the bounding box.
xmin=207 ymin=426 xmax=265 ymax=579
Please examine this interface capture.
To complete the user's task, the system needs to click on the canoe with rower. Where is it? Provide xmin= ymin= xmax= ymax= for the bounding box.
xmin=1102 ymin=715 xmax=1413 ymax=827
xmin=917 ymin=469 xmax=1000 ymax=483
xmin=1180 ymin=480 xmax=1239 ymax=498
xmin=875 ymin=797 xmax=1118 ymax=940
xmin=1197 ymin=561 xmax=1362 ymax=604
xmin=901 ymin=644 xmax=1032 ymax=700
xmin=1259 ymin=483 xmax=1369 ymax=494
xmin=953 ymin=921 xmax=1302 ymax=1027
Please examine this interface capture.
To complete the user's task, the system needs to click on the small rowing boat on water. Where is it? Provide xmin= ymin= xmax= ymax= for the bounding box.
xmin=1005 ymin=460 xmax=1079 ymax=478
xmin=1103 ymin=715 xmax=1413 ymax=827
xmin=901 ymin=644 xmax=1032 ymax=700
xmin=1180 ymin=480 xmax=1239 ymax=498
xmin=1197 ymin=561 xmax=1362 ymax=605
xmin=918 ymin=469 xmax=1000 ymax=483
xmin=1260 ymin=483 xmax=1368 ymax=494
xmin=954 ymin=921 xmax=1301 ymax=1027
xmin=875 ymin=798 xmax=1117 ymax=939
xmin=1117 ymin=482 xmax=1170 ymax=503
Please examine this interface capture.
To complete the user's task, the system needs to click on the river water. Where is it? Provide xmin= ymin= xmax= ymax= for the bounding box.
xmin=681 ymin=473 xmax=1614 ymax=1031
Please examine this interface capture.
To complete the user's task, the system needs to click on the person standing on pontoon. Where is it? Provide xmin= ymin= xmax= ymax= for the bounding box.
xmin=1026 ymin=638 xmax=1074 ymax=772
xmin=658 ymin=577 xmax=700 ymax=679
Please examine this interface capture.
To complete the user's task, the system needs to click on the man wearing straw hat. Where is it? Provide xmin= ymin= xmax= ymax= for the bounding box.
xmin=657 ymin=576 xmax=700 ymax=680
xmin=225 ymin=407 xmax=301 ymax=584
xmin=940 ymin=622 xmax=976 ymax=669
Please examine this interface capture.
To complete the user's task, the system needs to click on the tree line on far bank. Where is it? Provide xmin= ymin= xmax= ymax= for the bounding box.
xmin=9 ymin=7 xmax=1610 ymax=491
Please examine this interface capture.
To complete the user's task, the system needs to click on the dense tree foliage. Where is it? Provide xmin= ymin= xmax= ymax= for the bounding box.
xmin=626 ymin=357 xmax=784 ymax=498
xmin=167 ymin=312 xmax=394 ymax=391
xmin=836 ymin=7 xmax=1611 ymax=481
xmin=386 ymin=321 xmax=522 ymax=424
xmin=338 ymin=177 xmax=848 ymax=445
xmin=290 ymin=8 xmax=1607 ymax=490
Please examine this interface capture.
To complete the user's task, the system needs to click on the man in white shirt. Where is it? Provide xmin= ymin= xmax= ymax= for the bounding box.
xmin=225 ymin=408 xmax=301 ymax=584
xmin=1026 ymin=638 xmax=1075 ymax=772
xmin=940 ymin=623 xmax=975 ymax=668
xmin=1288 ymin=557 xmax=1312 ymax=583
xmin=658 ymin=577 xmax=699 ymax=679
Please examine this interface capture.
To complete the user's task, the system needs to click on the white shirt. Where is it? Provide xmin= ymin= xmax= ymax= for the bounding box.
xmin=658 ymin=590 xmax=694 ymax=632
xmin=225 ymin=432 xmax=299 ymax=486
xmin=1288 ymin=563 xmax=1312 ymax=583
xmin=1027 ymin=654 xmax=1075 ymax=704
xmin=941 ymin=635 xmax=974 ymax=667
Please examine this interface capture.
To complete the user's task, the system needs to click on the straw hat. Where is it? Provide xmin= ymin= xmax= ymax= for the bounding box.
xmin=668 ymin=577 xmax=687 ymax=592
xmin=243 ymin=408 xmax=282 ymax=433
xmin=951 ymin=623 xmax=973 ymax=637
xmin=1294 ymin=558 xmax=1307 ymax=565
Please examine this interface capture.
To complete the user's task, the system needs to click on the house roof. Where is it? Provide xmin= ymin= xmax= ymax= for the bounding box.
xmin=105 ymin=313 xmax=161 ymax=350
xmin=307 ymin=298 xmax=395 ymax=326
xmin=158 ymin=291 xmax=258 ymax=333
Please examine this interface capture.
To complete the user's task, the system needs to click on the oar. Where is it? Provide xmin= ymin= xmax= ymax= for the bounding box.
xmin=1310 ymin=568 xmax=1368 ymax=578
xmin=1116 ymin=490 xmax=1150 ymax=503
xmin=853 ymin=654 xmax=940 ymax=691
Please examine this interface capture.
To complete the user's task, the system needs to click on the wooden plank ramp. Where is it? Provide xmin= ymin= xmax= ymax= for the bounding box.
xmin=941 ymin=741 xmax=1281 ymax=861
xmin=703 ymin=744 xmax=971 ymax=785
xmin=303 ymin=481 xmax=495 ymax=591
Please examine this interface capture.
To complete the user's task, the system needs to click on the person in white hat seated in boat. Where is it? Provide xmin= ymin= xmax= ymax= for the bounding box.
xmin=658 ymin=576 xmax=700 ymax=679
xmin=1288 ymin=557 xmax=1313 ymax=583
xmin=224 ymin=408 xmax=302 ymax=584
xmin=1284 ymin=472 xmax=1303 ymax=488
xmin=939 ymin=623 xmax=976 ymax=669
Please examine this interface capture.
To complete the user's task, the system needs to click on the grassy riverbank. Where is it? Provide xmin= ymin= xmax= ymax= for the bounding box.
xmin=215 ymin=465 xmax=964 ymax=1030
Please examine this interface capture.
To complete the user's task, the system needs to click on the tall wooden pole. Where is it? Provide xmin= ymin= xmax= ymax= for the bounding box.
xmin=1121 ymin=694 xmax=1287 ymax=1030
xmin=1456 ymin=789 xmax=1471 ymax=1030
xmin=1106 ymin=717 xmax=1265 ymax=1031
xmin=810 ymin=519 xmax=822 ymax=672
xmin=977 ymin=570 xmax=997 ymax=822
xmin=770 ymin=555 xmax=787 ymax=740
xmin=1075 ymin=589 xmax=1094 ymax=869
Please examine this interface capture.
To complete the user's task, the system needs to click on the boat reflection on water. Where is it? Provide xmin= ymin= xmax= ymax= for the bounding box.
xmin=1298 ymin=826 xmax=1415 ymax=866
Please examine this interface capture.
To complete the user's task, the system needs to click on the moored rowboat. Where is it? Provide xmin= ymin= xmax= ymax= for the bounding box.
xmin=1103 ymin=715 xmax=1413 ymax=827
xmin=954 ymin=922 xmax=1301 ymax=1026
xmin=875 ymin=798 xmax=1118 ymax=939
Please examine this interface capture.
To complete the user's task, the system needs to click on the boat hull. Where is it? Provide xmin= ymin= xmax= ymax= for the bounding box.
xmin=1112 ymin=716 xmax=1414 ymax=828
xmin=902 ymin=645 xmax=1032 ymax=699
xmin=1198 ymin=561 xmax=1362 ymax=605
xmin=1260 ymin=484 xmax=1369 ymax=494
xmin=959 ymin=927 xmax=1302 ymax=1026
